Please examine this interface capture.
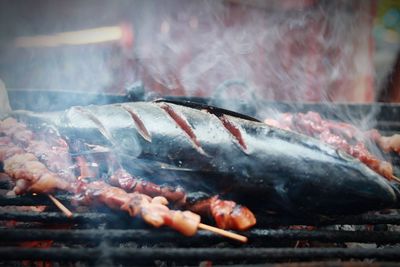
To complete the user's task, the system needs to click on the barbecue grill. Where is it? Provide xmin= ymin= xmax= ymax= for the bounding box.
xmin=1 ymin=90 xmax=400 ymax=266
xmin=2 ymin=183 xmax=400 ymax=266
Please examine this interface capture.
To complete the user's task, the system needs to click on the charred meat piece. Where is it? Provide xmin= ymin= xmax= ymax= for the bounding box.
xmin=26 ymin=140 xmax=74 ymax=181
xmin=0 ymin=118 xmax=33 ymax=145
xmin=373 ymin=132 xmax=400 ymax=155
xmin=0 ymin=137 xmax=24 ymax=162
xmin=189 ymin=195 xmax=256 ymax=230
xmin=4 ymin=153 xmax=72 ymax=194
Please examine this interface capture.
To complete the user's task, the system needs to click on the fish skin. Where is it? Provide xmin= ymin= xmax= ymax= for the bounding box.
xmin=12 ymin=101 xmax=398 ymax=215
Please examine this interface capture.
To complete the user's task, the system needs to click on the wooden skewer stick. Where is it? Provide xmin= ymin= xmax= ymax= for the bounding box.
xmin=198 ymin=223 xmax=248 ymax=243
xmin=48 ymin=194 xmax=73 ymax=218
xmin=391 ymin=174 xmax=400 ymax=183
xmin=48 ymin=195 xmax=246 ymax=242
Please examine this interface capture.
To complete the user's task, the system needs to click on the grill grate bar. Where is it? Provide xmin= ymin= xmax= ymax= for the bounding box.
xmin=0 ymin=247 xmax=399 ymax=263
xmin=0 ymin=211 xmax=111 ymax=224
xmin=1 ymin=228 xmax=400 ymax=244
xmin=255 ymin=213 xmax=400 ymax=226
xmin=250 ymin=229 xmax=400 ymax=244
xmin=0 ymin=194 xmax=70 ymax=206
xmin=2 ymin=208 xmax=400 ymax=226
xmin=0 ymin=180 xmax=11 ymax=189
xmin=0 ymin=229 xmax=227 ymax=244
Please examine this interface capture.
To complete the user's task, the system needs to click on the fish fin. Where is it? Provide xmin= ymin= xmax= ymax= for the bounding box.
xmin=153 ymin=99 xmax=261 ymax=122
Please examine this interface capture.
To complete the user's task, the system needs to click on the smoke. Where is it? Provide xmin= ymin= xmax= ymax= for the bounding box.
xmin=0 ymin=1 xmax=383 ymax=134
xmin=126 ymin=0 xmax=384 ymax=142
xmin=135 ymin=1 xmax=373 ymax=105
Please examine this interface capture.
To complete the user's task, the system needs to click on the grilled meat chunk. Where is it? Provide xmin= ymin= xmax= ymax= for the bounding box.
xmin=4 ymin=153 xmax=72 ymax=194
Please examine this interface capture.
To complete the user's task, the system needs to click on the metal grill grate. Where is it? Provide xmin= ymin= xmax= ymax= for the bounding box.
xmin=1 ymin=191 xmax=400 ymax=265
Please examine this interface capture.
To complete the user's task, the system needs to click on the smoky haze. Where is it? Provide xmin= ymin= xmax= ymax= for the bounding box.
xmin=0 ymin=0 xmax=379 ymax=129
xmin=134 ymin=0 xmax=374 ymax=102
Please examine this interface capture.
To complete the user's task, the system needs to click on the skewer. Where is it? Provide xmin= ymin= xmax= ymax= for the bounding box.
xmin=48 ymin=194 xmax=73 ymax=218
xmin=198 ymin=223 xmax=248 ymax=243
xmin=391 ymin=174 xmax=400 ymax=183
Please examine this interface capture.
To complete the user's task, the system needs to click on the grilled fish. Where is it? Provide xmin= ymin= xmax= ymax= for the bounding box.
xmin=13 ymin=100 xmax=398 ymax=216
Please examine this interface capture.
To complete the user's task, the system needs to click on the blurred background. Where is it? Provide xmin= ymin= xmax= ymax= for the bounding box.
xmin=0 ymin=0 xmax=399 ymax=103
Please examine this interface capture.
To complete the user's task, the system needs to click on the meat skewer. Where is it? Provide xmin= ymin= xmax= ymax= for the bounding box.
xmin=264 ymin=111 xmax=400 ymax=182
xmin=198 ymin=223 xmax=247 ymax=242
xmin=108 ymin=167 xmax=256 ymax=230
xmin=381 ymin=135 xmax=400 ymax=154
xmin=48 ymin=194 xmax=73 ymax=218
xmin=0 ymin=134 xmax=74 ymax=216
xmin=0 ymin=118 xmax=248 ymax=242
xmin=371 ymin=132 xmax=400 ymax=157
xmin=76 ymin=180 xmax=247 ymax=242
xmin=0 ymin=118 xmax=76 ymax=194
xmin=2 ymin=152 xmax=247 ymax=241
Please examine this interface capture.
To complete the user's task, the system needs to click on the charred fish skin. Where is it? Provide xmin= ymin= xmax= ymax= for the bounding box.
xmin=13 ymin=101 xmax=398 ymax=215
